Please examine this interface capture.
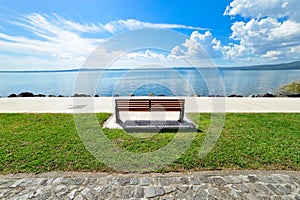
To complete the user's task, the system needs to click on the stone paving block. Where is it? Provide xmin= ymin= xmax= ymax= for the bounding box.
xmin=239 ymin=175 xmax=250 ymax=182
xmin=9 ymin=179 xmax=24 ymax=188
xmin=40 ymin=178 xmax=52 ymax=186
xmin=0 ymin=180 xmax=14 ymax=189
xmin=229 ymin=188 xmax=240 ymax=199
xmin=121 ymin=186 xmax=135 ymax=198
xmin=119 ymin=177 xmax=131 ymax=186
xmin=93 ymin=185 xmax=104 ymax=192
xmin=260 ymin=176 xmax=277 ymax=184
xmin=0 ymin=188 xmax=8 ymax=199
xmin=53 ymin=185 xmax=66 ymax=193
xmin=192 ymin=185 xmax=201 ymax=192
xmin=94 ymin=177 xmax=107 ymax=185
xmin=245 ymin=192 xmax=258 ymax=200
xmin=215 ymin=187 xmax=230 ymax=199
xmin=211 ymin=176 xmax=226 ymax=186
xmin=0 ymin=179 xmax=8 ymax=186
xmin=271 ymin=174 xmax=286 ymax=184
xmin=55 ymin=186 xmax=70 ymax=197
xmin=175 ymin=190 xmax=187 ymax=199
xmin=15 ymin=190 xmax=36 ymax=200
xmin=81 ymin=187 xmax=92 ymax=198
xmin=110 ymin=187 xmax=121 ymax=199
xmin=155 ymin=186 xmax=165 ymax=196
xmin=52 ymin=177 xmax=64 ymax=185
xmin=291 ymin=177 xmax=300 ymax=186
xmin=179 ymin=177 xmax=189 ymax=185
xmin=275 ymin=184 xmax=293 ymax=195
xmin=158 ymin=177 xmax=172 ymax=186
xmin=97 ymin=185 xmax=113 ymax=198
xmin=253 ymin=183 xmax=273 ymax=195
xmin=248 ymin=175 xmax=260 ymax=183
xmin=140 ymin=177 xmax=150 ymax=186
xmin=69 ymin=188 xmax=81 ymax=199
xmin=198 ymin=176 xmax=211 ymax=184
xmin=37 ymin=188 xmax=54 ymax=200
xmin=28 ymin=178 xmax=47 ymax=186
xmin=145 ymin=186 xmax=156 ymax=198
xmin=266 ymin=184 xmax=283 ymax=195
xmin=177 ymin=185 xmax=189 ymax=193
xmin=207 ymin=194 xmax=217 ymax=200
xmin=185 ymin=189 xmax=195 ymax=200
xmin=84 ymin=177 xmax=97 ymax=185
xmin=74 ymin=194 xmax=84 ymax=200
xmin=111 ymin=177 xmax=119 ymax=186
xmin=223 ymin=175 xmax=242 ymax=184
xmin=15 ymin=178 xmax=31 ymax=187
xmin=190 ymin=176 xmax=201 ymax=185
xmin=196 ymin=189 xmax=208 ymax=199
xmin=273 ymin=196 xmax=285 ymax=200
xmin=135 ymin=187 xmax=144 ymax=198
xmin=235 ymin=183 xmax=250 ymax=193
xmin=164 ymin=186 xmax=175 ymax=194
xmin=277 ymin=174 xmax=292 ymax=184
xmin=207 ymin=186 xmax=218 ymax=196
xmin=130 ymin=177 xmax=138 ymax=185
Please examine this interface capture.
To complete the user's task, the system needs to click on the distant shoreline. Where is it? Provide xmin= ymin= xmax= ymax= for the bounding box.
xmin=1 ymin=67 xmax=300 ymax=73
xmin=3 ymin=91 xmax=300 ymax=98
xmin=1 ymin=60 xmax=300 ymax=73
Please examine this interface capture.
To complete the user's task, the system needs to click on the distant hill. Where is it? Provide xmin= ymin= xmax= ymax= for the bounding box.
xmin=221 ymin=61 xmax=300 ymax=70
xmin=1 ymin=61 xmax=300 ymax=73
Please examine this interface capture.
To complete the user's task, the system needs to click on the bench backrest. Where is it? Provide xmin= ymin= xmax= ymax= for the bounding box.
xmin=115 ymin=99 xmax=185 ymax=112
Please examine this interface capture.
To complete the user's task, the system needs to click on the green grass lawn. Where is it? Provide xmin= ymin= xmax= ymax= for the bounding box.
xmin=0 ymin=113 xmax=299 ymax=174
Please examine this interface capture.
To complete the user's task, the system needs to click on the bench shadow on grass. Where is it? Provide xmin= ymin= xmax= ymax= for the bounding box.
xmin=119 ymin=120 xmax=201 ymax=133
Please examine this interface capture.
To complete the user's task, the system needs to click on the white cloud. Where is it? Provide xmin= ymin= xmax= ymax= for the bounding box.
xmin=224 ymin=0 xmax=300 ymax=22
xmin=51 ymin=14 xmax=101 ymax=33
xmin=214 ymin=17 xmax=300 ymax=60
xmin=17 ymin=14 xmax=207 ymax=35
xmin=100 ymin=19 xmax=207 ymax=34
xmin=122 ymin=49 xmax=166 ymax=61
xmin=168 ymin=31 xmax=221 ymax=60
xmin=0 ymin=13 xmax=103 ymax=70
xmin=109 ymin=49 xmax=171 ymax=68
xmin=0 ymin=13 xmax=207 ymax=70
xmin=261 ymin=50 xmax=284 ymax=59
xmin=216 ymin=0 xmax=300 ymax=63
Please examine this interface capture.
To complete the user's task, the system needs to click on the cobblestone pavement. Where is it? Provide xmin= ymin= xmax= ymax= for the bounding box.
xmin=0 ymin=171 xmax=299 ymax=199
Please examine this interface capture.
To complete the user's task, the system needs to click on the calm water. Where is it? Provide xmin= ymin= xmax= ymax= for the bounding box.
xmin=1 ymin=68 xmax=300 ymax=97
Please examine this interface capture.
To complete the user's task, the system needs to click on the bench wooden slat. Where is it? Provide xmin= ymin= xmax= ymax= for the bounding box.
xmin=115 ymin=99 xmax=185 ymax=123
xmin=151 ymin=104 xmax=182 ymax=106
xmin=117 ymin=104 xmax=149 ymax=105
xmin=118 ymin=108 xmax=150 ymax=111
xmin=151 ymin=108 xmax=182 ymax=111
xmin=117 ymin=104 xmax=150 ymax=107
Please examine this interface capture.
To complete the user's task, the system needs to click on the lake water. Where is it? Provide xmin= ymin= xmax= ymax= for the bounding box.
xmin=1 ymin=68 xmax=300 ymax=97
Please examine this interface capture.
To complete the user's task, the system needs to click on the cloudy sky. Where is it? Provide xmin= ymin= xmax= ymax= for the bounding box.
xmin=0 ymin=0 xmax=300 ymax=70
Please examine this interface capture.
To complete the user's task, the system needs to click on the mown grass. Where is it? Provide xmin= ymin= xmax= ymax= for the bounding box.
xmin=0 ymin=113 xmax=299 ymax=174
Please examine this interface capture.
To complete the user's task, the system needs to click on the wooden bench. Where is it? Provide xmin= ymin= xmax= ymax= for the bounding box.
xmin=115 ymin=99 xmax=185 ymax=124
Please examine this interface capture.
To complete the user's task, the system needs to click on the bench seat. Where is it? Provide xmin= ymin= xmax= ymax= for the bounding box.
xmin=115 ymin=99 xmax=185 ymax=124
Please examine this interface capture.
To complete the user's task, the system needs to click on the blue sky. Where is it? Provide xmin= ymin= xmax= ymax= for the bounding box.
xmin=0 ymin=0 xmax=300 ymax=70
